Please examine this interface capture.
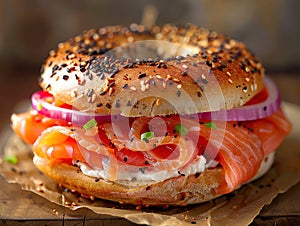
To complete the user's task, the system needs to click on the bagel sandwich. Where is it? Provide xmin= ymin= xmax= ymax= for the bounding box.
xmin=11 ymin=24 xmax=291 ymax=206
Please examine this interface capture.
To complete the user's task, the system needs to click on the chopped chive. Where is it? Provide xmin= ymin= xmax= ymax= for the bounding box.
xmin=175 ymin=124 xmax=188 ymax=136
xmin=37 ymin=103 xmax=43 ymax=111
xmin=5 ymin=155 xmax=18 ymax=165
xmin=141 ymin=131 xmax=154 ymax=142
xmin=82 ymin=119 xmax=98 ymax=130
xmin=204 ymin=121 xmax=217 ymax=130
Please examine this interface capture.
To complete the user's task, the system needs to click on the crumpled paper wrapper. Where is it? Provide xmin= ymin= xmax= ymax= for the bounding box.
xmin=1 ymin=102 xmax=300 ymax=226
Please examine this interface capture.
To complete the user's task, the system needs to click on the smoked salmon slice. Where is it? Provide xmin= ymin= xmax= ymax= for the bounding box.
xmin=11 ymin=109 xmax=291 ymax=194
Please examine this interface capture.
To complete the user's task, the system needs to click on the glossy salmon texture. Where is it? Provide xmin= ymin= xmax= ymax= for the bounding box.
xmin=11 ymin=110 xmax=69 ymax=145
xmin=11 ymin=109 xmax=291 ymax=194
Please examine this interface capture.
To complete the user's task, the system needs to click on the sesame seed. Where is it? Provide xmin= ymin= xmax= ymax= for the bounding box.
xmin=103 ymin=86 xmax=109 ymax=93
xmin=200 ymin=85 xmax=205 ymax=92
xmin=66 ymin=67 xmax=75 ymax=73
xmin=145 ymin=83 xmax=149 ymax=90
xmin=226 ymin=71 xmax=232 ymax=76
xmin=166 ymin=74 xmax=172 ymax=81
xmin=156 ymin=74 xmax=163 ymax=80
xmin=128 ymin=63 xmax=134 ymax=68
xmin=109 ymin=87 xmax=114 ymax=95
xmin=99 ymin=73 xmax=105 ymax=80
xmin=67 ymin=53 xmax=76 ymax=59
xmin=176 ymin=55 xmax=184 ymax=60
xmin=79 ymin=66 xmax=86 ymax=72
xmin=202 ymin=78 xmax=208 ymax=84
xmin=150 ymin=79 xmax=156 ymax=86
xmin=130 ymin=86 xmax=137 ymax=91
xmin=63 ymin=75 xmax=69 ymax=80
xmin=228 ymin=79 xmax=233 ymax=84
xmin=138 ymin=73 xmax=146 ymax=79
xmin=87 ymin=89 xmax=94 ymax=97
xmin=181 ymin=71 xmax=188 ymax=76
xmin=93 ymin=33 xmax=99 ymax=40
xmin=52 ymin=64 xmax=59 ymax=72
xmin=177 ymin=84 xmax=182 ymax=89
xmin=109 ymin=68 xmax=119 ymax=78
xmin=173 ymin=78 xmax=180 ymax=83
xmin=88 ymin=94 xmax=96 ymax=103
xmin=182 ymin=64 xmax=188 ymax=69
xmin=156 ymin=98 xmax=161 ymax=106
xmin=239 ymin=61 xmax=246 ymax=70
xmin=141 ymin=84 xmax=146 ymax=92
xmin=49 ymin=50 xmax=56 ymax=57
xmin=46 ymin=84 xmax=51 ymax=90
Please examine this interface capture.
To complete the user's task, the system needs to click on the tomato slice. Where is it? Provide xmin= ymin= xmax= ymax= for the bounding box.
xmin=149 ymin=144 xmax=178 ymax=160
xmin=245 ymin=87 xmax=268 ymax=106
xmin=98 ymin=126 xmax=115 ymax=148
xmin=115 ymin=148 xmax=149 ymax=166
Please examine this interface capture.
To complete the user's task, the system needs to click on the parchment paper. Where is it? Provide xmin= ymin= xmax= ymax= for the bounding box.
xmin=1 ymin=102 xmax=299 ymax=226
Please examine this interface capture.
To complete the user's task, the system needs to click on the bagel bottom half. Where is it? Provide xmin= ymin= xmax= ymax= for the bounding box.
xmin=32 ymin=152 xmax=274 ymax=206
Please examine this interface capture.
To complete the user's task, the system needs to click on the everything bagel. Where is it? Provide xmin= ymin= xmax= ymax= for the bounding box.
xmin=11 ymin=24 xmax=291 ymax=206
xmin=39 ymin=24 xmax=264 ymax=117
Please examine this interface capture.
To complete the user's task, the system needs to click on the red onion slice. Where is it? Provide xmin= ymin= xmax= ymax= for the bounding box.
xmin=32 ymin=77 xmax=281 ymax=123
xmin=31 ymin=91 xmax=120 ymax=124
xmin=196 ymin=77 xmax=281 ymax=121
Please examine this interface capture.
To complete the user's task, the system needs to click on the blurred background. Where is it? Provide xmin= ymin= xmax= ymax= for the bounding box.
xmin=0 ymin=0 xmax=299 ymax=132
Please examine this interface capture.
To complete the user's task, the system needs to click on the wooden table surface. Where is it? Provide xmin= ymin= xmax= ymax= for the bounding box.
xmin=0 ymin=65 xmax=300 ymax=225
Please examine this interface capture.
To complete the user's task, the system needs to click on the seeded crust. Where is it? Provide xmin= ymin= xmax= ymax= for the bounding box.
xmin=39 ymin=24 xmax=264 ymax=117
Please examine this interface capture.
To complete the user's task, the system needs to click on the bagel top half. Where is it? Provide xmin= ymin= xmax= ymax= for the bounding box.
xmin=39 ymin=24 xmax=264 ymax=117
